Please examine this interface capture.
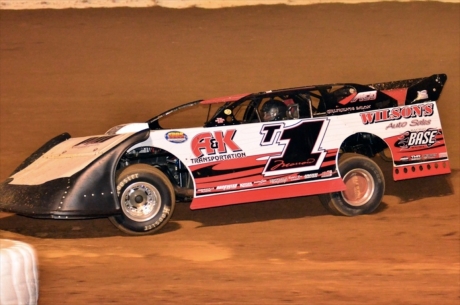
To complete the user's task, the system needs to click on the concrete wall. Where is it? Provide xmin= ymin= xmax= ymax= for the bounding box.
xmin=1 ymin=0 xmax=458 ymax=10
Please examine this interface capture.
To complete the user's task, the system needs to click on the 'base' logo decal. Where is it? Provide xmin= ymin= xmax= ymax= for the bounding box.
xmin=396 ymin=128 xmax=440 ymax=149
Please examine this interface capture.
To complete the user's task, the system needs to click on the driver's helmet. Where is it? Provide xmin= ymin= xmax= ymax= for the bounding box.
xmin=261 ymin=99 xmax=288 ymax=121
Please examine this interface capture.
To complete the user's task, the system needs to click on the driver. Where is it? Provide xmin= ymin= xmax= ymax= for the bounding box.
xmin=261 ymin=99 xmax=288 ymax=121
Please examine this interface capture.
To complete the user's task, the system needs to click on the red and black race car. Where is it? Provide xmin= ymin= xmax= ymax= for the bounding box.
xmin=0 ymin=74 xmax=451 ymax=235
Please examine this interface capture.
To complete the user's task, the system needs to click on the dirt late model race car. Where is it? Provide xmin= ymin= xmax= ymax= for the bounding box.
xmin=0 ymin=74 xmax=451 ymax=235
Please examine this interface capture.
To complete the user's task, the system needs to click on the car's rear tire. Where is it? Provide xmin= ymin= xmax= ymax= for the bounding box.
xmin=319 ymin=153 xmax=385 ymax=216
xmin=109 ymin=164 xmax=175 ymax=235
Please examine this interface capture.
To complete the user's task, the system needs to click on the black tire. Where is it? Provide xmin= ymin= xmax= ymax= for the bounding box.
xmin=319 ymin=153 xmax=385 ymax=216
xmin=109 ymin=164 xmax=175 ymax=235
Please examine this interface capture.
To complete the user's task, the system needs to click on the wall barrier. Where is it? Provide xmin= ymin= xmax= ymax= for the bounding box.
xmin=0 ymin=239 xmax=39 ymax=305
xmin=1 ymin=0 xmax=458 ymax=10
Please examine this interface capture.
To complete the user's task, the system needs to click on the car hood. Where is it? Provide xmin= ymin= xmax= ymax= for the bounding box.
xmin=10 ymin=133 xmax=138 ymax=185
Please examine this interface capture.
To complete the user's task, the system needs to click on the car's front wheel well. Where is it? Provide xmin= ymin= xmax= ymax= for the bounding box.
xmin=116 ymin=146 xmax=194 ymax=201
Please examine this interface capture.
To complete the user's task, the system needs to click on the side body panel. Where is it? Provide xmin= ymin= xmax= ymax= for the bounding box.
xmin=130 ymin=100 xmax=450 ymax=209
xmin=358 ymin=102 xmax=450 ymax=180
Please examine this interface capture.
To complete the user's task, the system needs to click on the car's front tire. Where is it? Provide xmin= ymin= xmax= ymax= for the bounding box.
xmin=109 ymin=164 xmax=175 ymax=235
xmin=319 ymin=153 xmax=385 ymax=216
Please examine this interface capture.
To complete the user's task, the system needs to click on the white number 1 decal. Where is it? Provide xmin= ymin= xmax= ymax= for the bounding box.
xmin=261 ymin=119 xmax=329 ymax=177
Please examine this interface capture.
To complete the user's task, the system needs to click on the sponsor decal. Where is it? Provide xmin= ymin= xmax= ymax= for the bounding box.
xmin=409 ymin=119 xmax=431 ymax=127
xmin=422 ymin=153 xmax=437 ymax=160
xmin=224 ymin=109 xmax=232 ymax=115
xmin=301 ymin=170 xmax=333 ymax=180
xmin=270 ymin=177 xmax=288 ymax=184
xmin=327 ymin=105 xmax=371 ymax=114
xmin=288 ymin=175 xmax=303 ymax=181
xmin=254 ymin=179 xmax=267 ymax=185
xmin=191 ymin=129 xmax=242 ymax=158
xmin=356 ymin=105 xmax=372 ymax=110
xmin=197 ymin=187 xmax=214 ymax=193
xmin=400 ymin=156 xmax=409 ymax=162
xmin=327 ymin=107 xmax=354 ymax=114
xmin=439 ymin=152 xmax=448 ymax=158
xmin=215 ymin=117 xmax=225 ymax=124
xmin=319 ymin=170 xmax=333 ymax=178
xmin=360 ymin=103 xmax=434 ymax=125
xmin=386 ymin=122 xmax=407 ymax=130
xmin=350 ymin=91 xmax=377 ymax=103
xmin=216 ymin=184 xmax=238 ymax=191
xmin=411 ymin=155 xmax=421 ymax=161
xmin=191 ymin=152 xmax=246 ymax=164
xmin=165 ymin=131 xmax=188 ymax=143
xmin=304 ymin=173 xmax=319 ymax=179
xmin=239 ymin=182 xmax=253 ymax=188
xmin=396 ymin=128 xmax=439 ymax=149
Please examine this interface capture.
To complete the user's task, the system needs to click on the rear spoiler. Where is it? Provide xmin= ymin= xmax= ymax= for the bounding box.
xmin=369 ymin=73 xmax=447 ymax=104
xmin=405 ymin=74 xmax=447 ymax=103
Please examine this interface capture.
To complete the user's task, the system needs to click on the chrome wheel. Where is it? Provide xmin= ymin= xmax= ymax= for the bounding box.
xmin=120 ymin=182 xmax=161 ymax=222
xmin=319 ymin=153 xmax=384 ymax=216
xmin=110 ymin=164 xmax=175 ymax=235
xmin=341 ymin=168 xmax=374 ymax=207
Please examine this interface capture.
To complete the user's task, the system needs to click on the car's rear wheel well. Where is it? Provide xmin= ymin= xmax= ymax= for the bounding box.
xmin=340 ymin=132 xmax=389 ymax=159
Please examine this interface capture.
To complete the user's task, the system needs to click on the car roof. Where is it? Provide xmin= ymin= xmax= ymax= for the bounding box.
xmin=200 ymin=93 xmax=251 ymax=104
xmin=199 ymin=85 xmax=322 ymax=105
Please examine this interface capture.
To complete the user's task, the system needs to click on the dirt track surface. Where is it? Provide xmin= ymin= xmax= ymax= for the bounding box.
xmin=0 ymin=3 xmax=459 ymax=304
